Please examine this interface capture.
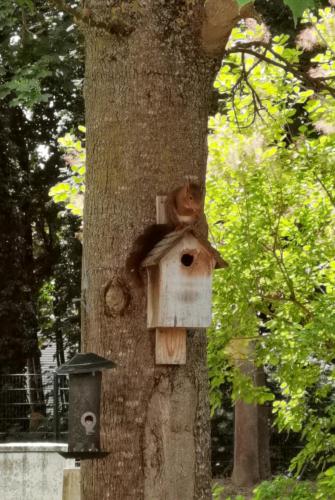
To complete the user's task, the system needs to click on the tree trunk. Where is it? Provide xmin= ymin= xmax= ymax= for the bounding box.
xmin=27 ymin=356 xmax=45 ymax=413
xmin=81 ymin=45 xmax=213 ymax=492
xmin=231 ymin=361 xmax=271 ymax=487
xmin=80 ymin=3 xmax=221 ymax=500
xmin=256 ymin=366 xmax=271 ymax=481
xmin=55 ymin=328 xmax=66 ymax=367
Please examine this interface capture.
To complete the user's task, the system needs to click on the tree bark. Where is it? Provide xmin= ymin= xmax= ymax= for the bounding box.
xmin=79 ymin=0 xmax=249 ymax=497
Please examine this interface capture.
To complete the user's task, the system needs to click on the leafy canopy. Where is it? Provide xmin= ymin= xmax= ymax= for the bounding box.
xmin=207 ymin=5 xmax=335 ymax=477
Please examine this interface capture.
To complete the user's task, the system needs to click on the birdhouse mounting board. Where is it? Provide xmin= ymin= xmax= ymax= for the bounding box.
xmin=155 ymin=328 xmax=186 ymax=365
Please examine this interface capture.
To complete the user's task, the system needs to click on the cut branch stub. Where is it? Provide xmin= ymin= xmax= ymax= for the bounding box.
xmin=201 ymin=0 xmax=258 ymax=55
xmin=104 ymin=278 xmax=130 ymax=318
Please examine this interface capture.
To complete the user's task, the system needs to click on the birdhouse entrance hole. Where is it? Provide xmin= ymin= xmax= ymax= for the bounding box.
xmin=181 ymin=253 xmax=194 ymax=267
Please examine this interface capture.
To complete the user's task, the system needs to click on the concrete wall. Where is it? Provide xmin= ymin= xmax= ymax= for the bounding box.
xmin=0 ymin=443 xmax=76 ymax=500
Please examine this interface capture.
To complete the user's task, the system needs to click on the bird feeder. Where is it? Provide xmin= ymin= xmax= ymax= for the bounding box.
xmin=142 ymin=223 xmax=227 ymax=364
xmin=55 ymin=352 xmax=116 ymax=460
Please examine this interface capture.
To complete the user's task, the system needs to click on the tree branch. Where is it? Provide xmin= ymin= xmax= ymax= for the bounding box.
xmin=225 ymin=41 xmax=335 ymax=98
xmin=269 ymin=212 xmax=313 ymax=319
xmin=315 ymin=175 xmax=335 ymax=207
xmin=307 ymin=12 xmax=335 ymax=58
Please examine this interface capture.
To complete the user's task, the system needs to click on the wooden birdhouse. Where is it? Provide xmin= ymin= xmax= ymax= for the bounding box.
xmin=142 ymin=228 xmax=227 ymax=329
xmin=140 ymin=195 xmax=228 ymax=365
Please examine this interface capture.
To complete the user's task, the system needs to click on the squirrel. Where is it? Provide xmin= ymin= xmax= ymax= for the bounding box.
xmin=29 ymin=410 xmax=45 ymax=432
xmin=126 ymin=182 xmax=205 ymax=287
xmin=165 ymin=182 xmax=204 ymax=228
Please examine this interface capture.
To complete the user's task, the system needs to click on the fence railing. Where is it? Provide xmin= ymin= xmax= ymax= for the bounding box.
xmin=0 ymin=373 xmax=69 ymax=442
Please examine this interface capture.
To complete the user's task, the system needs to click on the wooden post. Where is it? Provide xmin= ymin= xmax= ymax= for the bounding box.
xmin=155 ymin=196 xmax=168 ymax=224
xmin=155 ymin=196 xmax=186 ymax=365
xmin=62 ymin=467 xmax=81 ymax=500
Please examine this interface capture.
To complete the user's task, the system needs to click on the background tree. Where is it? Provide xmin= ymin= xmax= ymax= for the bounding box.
xmin=0 ymin=0 xmax=83 ymax=377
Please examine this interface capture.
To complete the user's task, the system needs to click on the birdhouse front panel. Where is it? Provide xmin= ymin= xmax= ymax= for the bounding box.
xmin=147 ymin=234 xmax=216 ymax=328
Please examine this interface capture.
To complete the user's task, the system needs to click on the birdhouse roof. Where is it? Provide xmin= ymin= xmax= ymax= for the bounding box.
xmin=56 ymin=352 xmax=116 ymax=374
xmin=141 ymin=226 xmax=228 ymax=269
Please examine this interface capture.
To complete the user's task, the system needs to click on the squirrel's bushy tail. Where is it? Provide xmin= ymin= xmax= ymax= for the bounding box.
xmin=125 ymin=224 xmax=172 ymax=287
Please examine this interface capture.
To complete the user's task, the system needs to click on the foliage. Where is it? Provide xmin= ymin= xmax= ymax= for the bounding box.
xmin=0 ymin=55 xmax=52 ymax=107
xmin=213 ymin=470 xmax=335 ymax=499
xmin=315 ymin=466 xmax=335 ymax=498
xmin=0 ymin=104 xmax=39 ymax=371
xmin=0 ymin=0 xmax=83 ymax=109
xmin=49 ymin=127 xmax=86 ymax=217
xmin=36 ymin=213 xmax=82 ymax=360
xmin=0 ymin=0 xmax=83 ymax=371
xmin=283 ymin=0 xmax=315 ymax=24
xmin=212 ymin=482 xmax=225 ymax=499
xmin=207 ymin=7 xmax=335 ymax=476
xmin=250 ymin=468 xmax=335 ymax=499
xmin=252 ymin=476 xmax=315 ymax=499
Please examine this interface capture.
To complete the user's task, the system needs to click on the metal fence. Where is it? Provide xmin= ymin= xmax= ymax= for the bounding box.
xmin=0 ymin=373 xmax=69 ymax=442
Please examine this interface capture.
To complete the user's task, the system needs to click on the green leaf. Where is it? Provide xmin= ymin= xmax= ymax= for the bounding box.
xmin=283 ymin=0 xmax=315 ymax=25
xmin=49 ymin=182 xmax=70 ymax=194
xmin=15 ymin=0 xmax=35 ymax=12
xmin=54 ymin=193 xmax=69 ymax=202
xmin=236 ymin=0 xmax=252 ymax=5
xmin=262 ymin=147 xmax=277 ymax=160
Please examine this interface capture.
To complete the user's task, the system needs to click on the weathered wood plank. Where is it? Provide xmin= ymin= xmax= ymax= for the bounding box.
xmin=156 ymin=195 xmax=168 ymax=224
xmin=155 ymin=328 xmax=186 ymax=365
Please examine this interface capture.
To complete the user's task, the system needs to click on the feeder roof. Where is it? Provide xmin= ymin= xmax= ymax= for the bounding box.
xmin=56 ymin=352 xmax=116 ymax=374
xmin=141 ymin=226 xmax=228 ymax=269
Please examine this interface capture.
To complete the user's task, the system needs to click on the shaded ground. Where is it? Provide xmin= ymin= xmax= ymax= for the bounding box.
xmin=212 ymin=478 xmax=254 ymax=499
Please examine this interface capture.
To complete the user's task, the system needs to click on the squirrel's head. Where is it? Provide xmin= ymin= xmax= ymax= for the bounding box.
xmin=183 ymin=183 xmax=203 ymax=214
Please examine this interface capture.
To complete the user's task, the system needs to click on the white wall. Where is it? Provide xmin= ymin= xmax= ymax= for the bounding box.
xmin=0 ymin=443 xmax=75 ymax=500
